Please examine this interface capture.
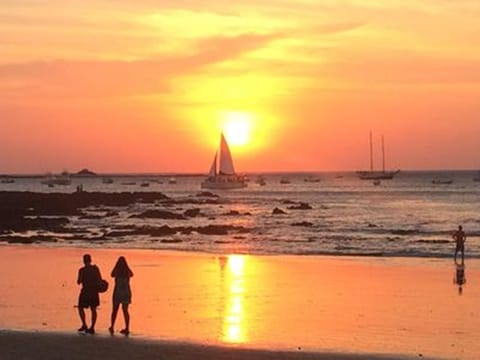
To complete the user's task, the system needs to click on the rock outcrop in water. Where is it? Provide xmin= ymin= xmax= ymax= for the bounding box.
xmin=130 ymin=209 xmax=186 ymax=220
xmin=0 ymin=191 xmax=251 ymax=244
xmin=0 ymin=191 xmax=170 ymax=233
xmin=272 ymin=207 xmax=287 ymax=215
xmin=287 ymin=202 xmax=312 ymax=210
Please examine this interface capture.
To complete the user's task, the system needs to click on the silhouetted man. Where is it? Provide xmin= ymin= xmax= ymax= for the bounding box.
xmin=77 ymin=254 xmax=102 ymax=334
xmin=453 ymin=225 xmax=466 ymax=263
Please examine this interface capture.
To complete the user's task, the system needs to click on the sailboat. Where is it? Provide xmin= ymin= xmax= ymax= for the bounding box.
xmin=356 ymin=132 xmax=399 ymax=180
xmin=201 ymin=133 xmax=247 ymax=190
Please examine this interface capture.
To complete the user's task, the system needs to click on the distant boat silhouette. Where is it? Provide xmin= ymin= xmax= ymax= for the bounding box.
xmin=41 ymin=172 xmax=71 ymax=186
xmin=201 ymin=133 xmax=247 ymax=190
xmin=304 ymin=176 xmax=321 ymax=183
xmin=255 ymin=176 xmax=267 ymax=186
xmin=432 ymin=179 xmax=453 ymax=185
xmin=280 ymin=177 xmax=291 ymax=184
xmin=357 ymin=132 xmax=399 ymax=180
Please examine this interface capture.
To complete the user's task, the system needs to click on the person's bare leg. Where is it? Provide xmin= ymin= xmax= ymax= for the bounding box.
xmin=121 ymin=303 xmax=130 ymax=334
xmin=78 ymin=307 xmax=87 ymax=331
xmin=110 ymin=303 xmax=120 ymax=334
xmin=88 ymin=307 xmax=97 ymax=333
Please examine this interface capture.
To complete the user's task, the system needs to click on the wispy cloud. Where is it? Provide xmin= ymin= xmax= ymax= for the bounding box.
xmin=0 ymin=32 xmax=281 ymax=100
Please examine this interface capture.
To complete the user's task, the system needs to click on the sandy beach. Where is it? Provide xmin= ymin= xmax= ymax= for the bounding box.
xmin=0 ymin=245 xmax=478 ymax=359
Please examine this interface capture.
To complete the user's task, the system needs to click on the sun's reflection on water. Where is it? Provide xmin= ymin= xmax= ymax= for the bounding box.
xmin=221 ymin=254 xmax=247 ymax=344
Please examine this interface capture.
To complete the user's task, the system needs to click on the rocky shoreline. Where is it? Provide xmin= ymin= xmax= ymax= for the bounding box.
xmin=0 ymin=191 xmax=250 ymax=244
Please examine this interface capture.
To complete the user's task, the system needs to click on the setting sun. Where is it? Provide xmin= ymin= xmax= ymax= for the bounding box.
xmin=221 ymin=112 xmax=253 ymax=147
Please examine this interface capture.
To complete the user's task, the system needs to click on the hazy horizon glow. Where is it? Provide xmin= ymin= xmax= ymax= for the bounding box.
xmin=1 ymin=1 xmax=480 ymax=173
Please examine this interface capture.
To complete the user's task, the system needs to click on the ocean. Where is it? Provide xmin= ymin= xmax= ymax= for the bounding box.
xmin=1 ymin=170 xmax=479 ymax=258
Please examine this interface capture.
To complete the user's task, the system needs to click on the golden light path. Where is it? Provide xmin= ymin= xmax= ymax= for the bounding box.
xmin=222 ymin=255 xmax=247 ymax=343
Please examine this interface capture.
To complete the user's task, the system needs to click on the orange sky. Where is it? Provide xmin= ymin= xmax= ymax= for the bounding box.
xmin=1 ymin=0 xmax=479 ymax=173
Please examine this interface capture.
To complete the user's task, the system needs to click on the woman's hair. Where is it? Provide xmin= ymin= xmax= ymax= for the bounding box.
xmin=112 ymin=256 xmax=133 ymax=278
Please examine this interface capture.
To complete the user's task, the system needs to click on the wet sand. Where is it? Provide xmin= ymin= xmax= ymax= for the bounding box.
xmin=0 ymin=245 xmax=478 ymax=359
xmin=0 ymin=330 xmax=419 ymax=360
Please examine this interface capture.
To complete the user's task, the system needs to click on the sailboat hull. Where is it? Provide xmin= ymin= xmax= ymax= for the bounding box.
xmin=356 ymin=170 xmax=400 ymax=180
xmin=357 ymin=133 xmax=399 ymax=180
xmin=202 ymin=133 xmax=247 ymax=190
xmin=201 ymin=176 xmax=247 ymax=190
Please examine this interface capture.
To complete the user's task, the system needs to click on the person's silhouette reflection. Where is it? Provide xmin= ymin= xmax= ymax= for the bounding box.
xmin=453 ymin=260 xmax=466 ymax=295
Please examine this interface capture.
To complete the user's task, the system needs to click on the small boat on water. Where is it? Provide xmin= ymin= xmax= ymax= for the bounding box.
xmin=255 ymin=176 xmax=267 ymax=186
xmin=432 ymin=179 xmax=453 ymax=185
xmin=304 ymin=176 xmax=321 ymax=183
xmin=102 ymin=177 xmax=114 ymax=184
xmin=357 ymin=132 xmax=399 ymax=180
xmin=140 ymin=182 xmax=150 ymax=187
xmin=0 ymin=178 xmax=15 ymax=184
xmin=201 ymin=133 xmax=247 ymax=190
xmin=41 ymin=172 xmax=72 ymax=186
xmin=280 ymin=177 xmax=291 ymax=184
xmin=168 ymin=177 xmax=177 ymax=184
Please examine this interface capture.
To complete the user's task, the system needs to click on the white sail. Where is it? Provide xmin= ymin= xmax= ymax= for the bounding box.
xmin=201 ymin=133 xmax=247 ymax=190
xmin=219 ymin=133 xmax=235 ymax=175
xmin=208 ymin=152 xmax=218 ymax=177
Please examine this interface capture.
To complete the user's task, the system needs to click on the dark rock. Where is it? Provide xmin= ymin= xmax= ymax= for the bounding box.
xmin=184 ymin=208 xmax=201 ymax=217
xmin=107 ymin=230 xmax=136 ymax=237
xmin=149 ymin=225 xmax=178 ymax=236
xmin=0 ymin=216 xmax=69 ymax=233
xmin=390 ymin=229 xmax=420 ymax=235
xmin=160 ymin=239 xmax=183 ymax=243
xmin=197 ymin=225 xmax=229 ymax=235
xmin=287 ymin=202 xmax=312 ymax=210
xmin=130 ymin=209 xmax=186 ymax=220
xmin=4 ymin=235 xmax=58 ymax=244
xmin=272 ymin=207 xmax=287 ymax=215
xmin=0 ymin=191 xmax=170 ymax=218
xmin=196 ymin=191 xmax=219 ymax=198
xmin=196 ymin=225 xmax=249 ymax=235
xmin=291 ymin=221 xmax=314 ymax=227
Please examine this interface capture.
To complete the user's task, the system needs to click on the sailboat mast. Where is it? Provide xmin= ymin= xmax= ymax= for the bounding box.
xmin=382 ymin=135 xmax=385 ymax=173
xmin=369 ymin=131 xmax=373 ymax=172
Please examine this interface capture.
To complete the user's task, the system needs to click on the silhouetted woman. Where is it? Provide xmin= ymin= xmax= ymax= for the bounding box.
xmin=109 ymin=256 xmax=133 ymax=335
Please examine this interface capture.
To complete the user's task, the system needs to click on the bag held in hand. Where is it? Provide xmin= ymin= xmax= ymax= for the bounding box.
xmin=97 ymin=279 xmax=109 ymax=293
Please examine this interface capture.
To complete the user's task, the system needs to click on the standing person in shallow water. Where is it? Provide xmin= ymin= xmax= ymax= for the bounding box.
xmin=77 ymin=254 xmax=102 ymax=334
xmin=109 ymin=256 xmax=134 ymax=336
xmin=453 ymin=225 xmax=466 ymax=263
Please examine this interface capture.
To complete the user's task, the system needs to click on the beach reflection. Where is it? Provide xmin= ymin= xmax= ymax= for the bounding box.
xmin=219 ymin=255 xmax=247 ymax=343
xmin=454 ymin=261 xmax=466 ymax=295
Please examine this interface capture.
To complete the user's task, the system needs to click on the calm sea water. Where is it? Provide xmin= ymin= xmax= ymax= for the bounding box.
xmin=2 ymin=170 xmax=480 ymax=258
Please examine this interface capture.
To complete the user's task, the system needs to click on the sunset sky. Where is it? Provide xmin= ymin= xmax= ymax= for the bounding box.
xmin=1 ymin=0 xmax=479 ymax=173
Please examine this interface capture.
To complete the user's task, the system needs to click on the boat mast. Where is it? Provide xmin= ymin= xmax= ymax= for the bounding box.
xmin=369 ymin=131 xmax=374 ymax=172
xmin=382 ymin=135 xmax=385 ymax=173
